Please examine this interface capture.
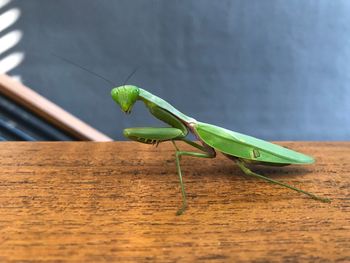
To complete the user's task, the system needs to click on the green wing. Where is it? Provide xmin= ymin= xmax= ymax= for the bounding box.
xmin=194 ymin=122 xmax=314 ymax=164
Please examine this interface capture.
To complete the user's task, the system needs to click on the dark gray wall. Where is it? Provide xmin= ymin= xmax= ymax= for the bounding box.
xmin=4 ymin=0 xmax=350 ymax=140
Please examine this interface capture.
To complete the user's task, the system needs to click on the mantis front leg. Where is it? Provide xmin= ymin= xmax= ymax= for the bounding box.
xmin=172 ymin=141 xmax=216 ymax=215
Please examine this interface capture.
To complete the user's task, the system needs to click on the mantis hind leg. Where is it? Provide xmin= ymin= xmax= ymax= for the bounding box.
xmin=172 ymin=141 xmax=216 ymax=215
xmin=236 ymin=159 xmax=331 ymax=203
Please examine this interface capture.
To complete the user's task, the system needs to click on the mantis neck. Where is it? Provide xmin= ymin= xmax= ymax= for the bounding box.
xmin=138 ymin=88 xmax=196 ymax=124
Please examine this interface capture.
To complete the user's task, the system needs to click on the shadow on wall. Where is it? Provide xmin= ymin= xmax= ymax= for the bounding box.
xmin=0 ymin=0 xmax=24 ymax=80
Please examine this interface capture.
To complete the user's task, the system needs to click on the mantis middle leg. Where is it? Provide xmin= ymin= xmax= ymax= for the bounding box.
xmin=172 ymin=141 xmax=216 ymax=215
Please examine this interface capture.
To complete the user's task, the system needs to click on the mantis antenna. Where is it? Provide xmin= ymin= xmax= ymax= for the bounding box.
xmin=122 ymin=66 xmax=140 ymax=87
xmin=51 ymin=53 xmax=117 ymax=86
xmin=52 ymin=53 xmax=140 ymax=87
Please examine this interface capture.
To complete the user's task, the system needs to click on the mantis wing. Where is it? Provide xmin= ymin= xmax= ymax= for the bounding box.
xmin=194 ymin=122 xmax=314 ymax=165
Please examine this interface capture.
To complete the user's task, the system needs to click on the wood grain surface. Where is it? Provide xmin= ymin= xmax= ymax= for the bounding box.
xmin=0 ymin=142 xmax=349 ymax=262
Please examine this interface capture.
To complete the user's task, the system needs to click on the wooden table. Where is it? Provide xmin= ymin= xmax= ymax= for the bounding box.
xmin=0 ymin=142 xmax=349 ymax=262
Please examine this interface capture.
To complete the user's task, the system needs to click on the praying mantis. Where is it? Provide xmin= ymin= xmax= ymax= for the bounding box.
xmin=111 ymin=85 xmax=330 ymax=215
xmin=52 ymin=53 xmax=330 ymax=215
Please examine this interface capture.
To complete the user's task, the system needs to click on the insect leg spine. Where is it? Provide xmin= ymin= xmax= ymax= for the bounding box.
xmin=132 ymin=135 xmax=159 ymax=144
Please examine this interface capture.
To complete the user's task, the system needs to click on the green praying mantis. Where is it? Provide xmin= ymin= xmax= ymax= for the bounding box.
xmin=53 ymin=54 xmax=330 ymax=215
xmin=111 ymin=85 xmax=331 ymax=215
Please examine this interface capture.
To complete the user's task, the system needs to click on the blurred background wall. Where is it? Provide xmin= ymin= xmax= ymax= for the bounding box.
xmin=2 ymin=0 xmax=350 ymax=140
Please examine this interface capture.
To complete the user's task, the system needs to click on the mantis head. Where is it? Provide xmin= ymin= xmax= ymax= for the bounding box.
xmin=111 ymin=85 xmax=140 ymax=114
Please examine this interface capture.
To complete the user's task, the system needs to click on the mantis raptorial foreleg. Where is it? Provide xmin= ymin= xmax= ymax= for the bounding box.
xmin=236 ymin=159 xmax=331 ymax=203
xmin=123 ymin=127 xmax=215 ymax=214
xmin=172 ymin=141 xmax=215 ymax=215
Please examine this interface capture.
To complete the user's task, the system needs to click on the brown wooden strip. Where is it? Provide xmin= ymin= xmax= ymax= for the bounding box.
xmin=0 ymin=74 xmax=112 ymax=141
